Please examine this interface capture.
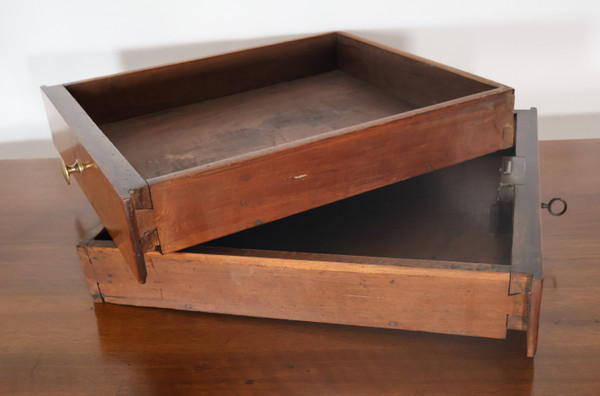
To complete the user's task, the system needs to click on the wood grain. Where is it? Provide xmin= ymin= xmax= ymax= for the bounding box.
xmin=76 ymin=119 xmax=532 ymax=351
xmin=150 ymin=89 xmax=514 ymax=253
xmin=1 ymin=139 xmax=599 ymax=393
xmin=44 ymin=32 xmax=515 ymax=270
xmin=199 ymin=153 xmax=511 ymax=265
xmin=82 ymin=245 xmax=524 ymax=339
xmin=527 ymin=278 xmax=543 ymax=357
xmin=511 ymin=108 xmax=543 ymax=280
xmin=101 ymin=70 xmax=416 ymax=179
xmin=336 ymin=32 xmax=500 ymax=107
xmin=41 ymin=85 xmax=150 ymax=283
xmin=66 ymin=33 xmax=337 ymax=124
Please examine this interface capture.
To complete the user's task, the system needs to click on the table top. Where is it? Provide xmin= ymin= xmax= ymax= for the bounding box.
xmin=1 ymin=139 xmax=599 ymax=395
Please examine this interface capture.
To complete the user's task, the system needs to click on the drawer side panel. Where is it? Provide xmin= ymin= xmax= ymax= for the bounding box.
xmin=151 ymin=89 xmax=514 ymax=253
xmin=85 ymin=247 xmax=518 ymax=339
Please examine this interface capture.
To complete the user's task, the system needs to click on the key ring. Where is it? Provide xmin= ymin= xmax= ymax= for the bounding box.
xmin=541 ymin=198 xmax=567 ymax=216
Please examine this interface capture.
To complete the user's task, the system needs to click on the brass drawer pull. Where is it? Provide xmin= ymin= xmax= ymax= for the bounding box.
xmin=61 ymin=158 xmax=92 ymax=185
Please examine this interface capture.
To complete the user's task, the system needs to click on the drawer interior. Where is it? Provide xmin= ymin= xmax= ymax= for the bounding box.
xmin=65 ymin=33 xmax=497 ymax=180
xmin=99 ymin=71 xmax=414 ymax=179
xmin=94 ymin=150 xmax=513 ymax=266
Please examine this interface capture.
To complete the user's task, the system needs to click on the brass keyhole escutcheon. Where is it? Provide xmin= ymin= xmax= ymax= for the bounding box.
xmin=60 ymin=158 xmax=92 ymax=185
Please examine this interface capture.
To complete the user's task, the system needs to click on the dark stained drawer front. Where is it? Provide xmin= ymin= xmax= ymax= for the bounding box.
xmin=42 ymin=86 xmax=151 ymax=283
xmin=44 ymin=32 xmax=515 ymax=283
xmin=77 ymin=110 xmax=542 ymax=356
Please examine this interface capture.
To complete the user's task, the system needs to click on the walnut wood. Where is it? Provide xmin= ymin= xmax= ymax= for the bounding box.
xmin=527 ymin=278 xmax=543 ymax=357
xmin=66 ymin=33 xmax=338 ymax=125
xmin=1 ymin=138 xmax=598 ymax=393
xmin=74 ymin=117 xmax=532 ymax=351
xmin=336 ymin=32 xmax=501 ymax=107
xmin=82 ymin=245 xmax=525 ymax=339
xmin=101 ymin=70 xmax=416 ymax=179
xmin=504 ymin=109 xmax=544 ymax=357
xmin=44 ymin=32 xmax=515 ymax=271
xmin=511 ymin=108 xmax=543 ymax=280
xmin=150 ymin=90 xmax=514 ymax=253
xmin=41 ymin=85 xmax=150 ymax=283
xmin=197 ymin=153 xmax=511 ymax=265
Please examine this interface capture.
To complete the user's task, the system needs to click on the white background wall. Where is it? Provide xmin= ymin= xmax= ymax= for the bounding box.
xmin=1 ymin=0 xmax=599 ymax=158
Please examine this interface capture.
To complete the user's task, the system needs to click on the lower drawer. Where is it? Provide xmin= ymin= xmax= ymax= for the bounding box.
xmin=77 ymin=109 xmax=543 ymax=356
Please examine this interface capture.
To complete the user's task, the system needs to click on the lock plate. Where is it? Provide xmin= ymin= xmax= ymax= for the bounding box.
xmin=500 ymin=156 xmax=526 ymax=186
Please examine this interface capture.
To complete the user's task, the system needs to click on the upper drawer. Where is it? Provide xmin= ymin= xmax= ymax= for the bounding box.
xmin=42 ymin=32 xmax=515 ymax=283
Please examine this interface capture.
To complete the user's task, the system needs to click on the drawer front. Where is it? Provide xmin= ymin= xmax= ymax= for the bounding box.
xmin=42 ymin=85 xmax=150 ymax=283
xmin=511 ymin=108 xmax=543 ymax=280
xmin=509 ymin=108 xmax=544 ymax=357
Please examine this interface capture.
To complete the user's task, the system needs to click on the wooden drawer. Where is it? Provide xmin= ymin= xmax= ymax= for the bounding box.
xmin=77 ymin=109 xmax=541 ymax=356
xmin=44 ymin=32 xmax=515 ymax=283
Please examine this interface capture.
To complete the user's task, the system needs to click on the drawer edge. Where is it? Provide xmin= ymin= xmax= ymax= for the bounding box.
xmin=42 ymin=85 xmax=151 ymax=283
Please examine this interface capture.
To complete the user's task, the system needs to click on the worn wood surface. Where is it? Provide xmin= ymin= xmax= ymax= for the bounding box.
xmin=101 ymin=70 xmax=416 ymax=179
xmin=337 ymin=32 xmax=499 ymax=106
xmin=78 ymin=149 xmax=525 ymax=341
xmin=66 ymin=33 xmax=337 ymax=125
xmin=150 ymin=90 xmax=514 ymax=254
xmin=512 ymin=109 xmax=543 ymax=280
xmin=46 ymin=32 xmax=514 ymax=264
xmin=41 ymin=85 xmax=151 ymax=283
xmin=1 ymin=140 xmax=599 ymax=393
xmin=82 ymin=244 xmax=525 ymax=339
xmin=199 ymin=153 xmax=511 ymax=265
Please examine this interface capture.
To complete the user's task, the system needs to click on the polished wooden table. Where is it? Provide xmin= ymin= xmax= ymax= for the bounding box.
xmin=1 ymin=140 xmax=599 ymax=395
